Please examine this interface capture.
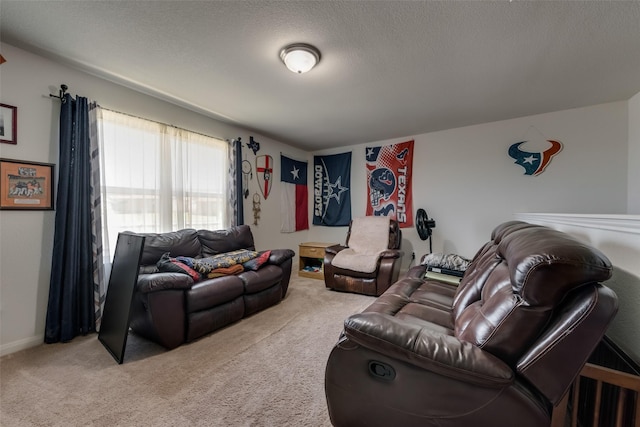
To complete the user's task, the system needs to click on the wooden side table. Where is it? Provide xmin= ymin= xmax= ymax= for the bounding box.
xmin=298 ymin=242 xmax=335 ymax=280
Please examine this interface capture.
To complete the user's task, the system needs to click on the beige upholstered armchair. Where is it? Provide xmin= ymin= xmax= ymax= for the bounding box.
xmin=323 ymin=216 xmax=403 ymax=296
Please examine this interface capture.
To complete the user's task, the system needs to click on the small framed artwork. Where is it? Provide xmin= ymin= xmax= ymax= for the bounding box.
xmin=0 ymin=104 xmax=17 ymax=145
xmin=0 ymin=158 xmax=55 ymax=210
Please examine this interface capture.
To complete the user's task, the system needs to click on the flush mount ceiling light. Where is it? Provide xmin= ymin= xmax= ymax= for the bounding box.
xmin=279 ymin=43 xmax=321 ymax=74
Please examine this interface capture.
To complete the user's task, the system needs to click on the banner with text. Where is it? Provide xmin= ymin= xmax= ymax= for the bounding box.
xmin=365 ymin=140 xmax=414 ymax=228
xmin=313 ymin=152 xmax=352 ymax=226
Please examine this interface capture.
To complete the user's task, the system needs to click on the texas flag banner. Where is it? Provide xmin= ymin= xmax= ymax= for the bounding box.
xmin=280 ymin=155 xmax=309 ymax=233
xmin=313 ymin=152 xmax=352 ymax=226
xmin=365 ymin=140 xmax=414 ymax=228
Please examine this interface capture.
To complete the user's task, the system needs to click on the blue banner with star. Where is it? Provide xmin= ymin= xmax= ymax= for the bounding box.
xmin=313 ymin=152 xmax=352 ymax=226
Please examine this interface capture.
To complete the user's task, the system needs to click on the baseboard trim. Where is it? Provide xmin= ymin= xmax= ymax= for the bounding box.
xmin=1 ymin=335 xmax=43 ymax=357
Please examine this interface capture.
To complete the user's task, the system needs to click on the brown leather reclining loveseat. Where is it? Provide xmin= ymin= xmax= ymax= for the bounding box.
xmin=129 ymin=225 xmax=295 ymax=349
xmin=325 ymin=221 xmax=618 ymax=427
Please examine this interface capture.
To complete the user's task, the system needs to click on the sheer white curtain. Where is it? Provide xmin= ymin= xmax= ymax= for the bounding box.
xmin=98 ymin=109 xmax=230 ymax=261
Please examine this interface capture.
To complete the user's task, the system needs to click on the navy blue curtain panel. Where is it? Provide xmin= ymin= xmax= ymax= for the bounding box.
xmin=234 ymin=138 xmax=244 ymax=225
xmin=45 ymin=94 xmax=95 ymax=343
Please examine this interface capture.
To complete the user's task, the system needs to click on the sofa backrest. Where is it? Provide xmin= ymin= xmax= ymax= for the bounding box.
xmin=135 ymin=225 xmax=256 ymax=269
xmin=138 ymin=228 xmax=201 ymax=266
xmin=452 ymin=224 xmax=613 ymax=366
xmin=452 ymin=221 xmax=542 ymax=319
xmin=198 ymin=224 xmax=255 ymax=257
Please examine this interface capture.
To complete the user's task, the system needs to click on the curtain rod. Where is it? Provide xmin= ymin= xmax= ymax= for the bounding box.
xmin=50 ymin=83 xmax=229 ymax=143
xmin=99 ymin=107 xmax=228 ymax=142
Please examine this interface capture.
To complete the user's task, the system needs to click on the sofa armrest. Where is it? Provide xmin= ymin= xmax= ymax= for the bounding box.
xmin=267 ymin=248 xmax=296 ymax=265
xmin=326 ymin=246 xmax=401 ymax=259
xmin=343 ymin=312 xmax=513 ymax=387
xmin=325 ymin=244 xmax=347 ymax=256
xmin=379 ymin=249 xmax=404 ymax=259
xmin=137 ymin=272 xmax=193 ymax=293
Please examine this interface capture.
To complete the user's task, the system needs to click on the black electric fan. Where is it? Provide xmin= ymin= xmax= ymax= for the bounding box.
xmin=415 ymin=208 xmax=436 ymax=254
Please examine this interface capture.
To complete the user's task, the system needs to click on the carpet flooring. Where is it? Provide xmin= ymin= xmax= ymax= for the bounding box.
xmin=0 ymin=275 xmax=374 ymax=426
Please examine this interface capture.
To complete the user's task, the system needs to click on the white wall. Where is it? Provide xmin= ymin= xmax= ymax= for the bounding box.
xmin=628 ymin=91 xmax=640 ymax=214
xmin=308 ymin=101 xmax=629 ymax=266
xmin=0 ymin=43 xmax=306 ymax=355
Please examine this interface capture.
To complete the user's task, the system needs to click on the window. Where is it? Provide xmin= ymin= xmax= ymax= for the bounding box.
xmin=98 ymin=109 xmax=230 ymax=259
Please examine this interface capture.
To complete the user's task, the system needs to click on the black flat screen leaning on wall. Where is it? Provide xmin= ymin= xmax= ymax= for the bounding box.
xmin=98 ymin=232 xmax=145 ymax=364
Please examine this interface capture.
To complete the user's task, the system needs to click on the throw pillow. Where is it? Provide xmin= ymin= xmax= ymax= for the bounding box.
xmin=243 ymin=250 xmax=271 ymax=271
xmin=157 ymin=253 xmax=202 ymax=282
xmin=175 ymin=256 xmax=196 ymax=268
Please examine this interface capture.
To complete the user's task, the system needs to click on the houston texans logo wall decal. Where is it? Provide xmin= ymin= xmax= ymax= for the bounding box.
xmin=508 ymin=139 xmax=563 ymax=176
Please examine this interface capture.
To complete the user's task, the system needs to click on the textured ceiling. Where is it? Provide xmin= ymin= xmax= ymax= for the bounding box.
xmin=2 ymin=1 xmax=640 ymax=151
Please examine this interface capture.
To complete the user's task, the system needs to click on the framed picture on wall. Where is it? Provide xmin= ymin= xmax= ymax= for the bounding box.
xmin=0 ymin=104 xmax=17 ymax=145
xmin=0 ymin=158 xmax=55 ymax=210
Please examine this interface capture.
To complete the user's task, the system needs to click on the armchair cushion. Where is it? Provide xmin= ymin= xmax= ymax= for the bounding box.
xmin=331 ymin=216 xmax=391 ymax=273
xmin=331 ymin=249 xmax=385 ymax=273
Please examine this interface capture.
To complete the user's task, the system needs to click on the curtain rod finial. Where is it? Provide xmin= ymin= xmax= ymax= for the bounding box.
xmin=49 ymin=84 xmax=69 ymax=102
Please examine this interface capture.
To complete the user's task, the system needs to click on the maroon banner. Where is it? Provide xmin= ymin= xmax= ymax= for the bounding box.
xmin=365 ymin=140 xmax=414 ymax=227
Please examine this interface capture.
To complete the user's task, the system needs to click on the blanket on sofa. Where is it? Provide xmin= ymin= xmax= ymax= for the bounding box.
xmin=421 ymin=253 xmax=471 ymax=272
xmin=157 ymin=249 xmax=272 ymax=281
xmin=332 ymin=216 xmax=390 ymax=273
xmin=192 ymin=249 xmax=258 ymax=274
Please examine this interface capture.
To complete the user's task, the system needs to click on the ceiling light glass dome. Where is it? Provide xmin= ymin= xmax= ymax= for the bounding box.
xmin=280 ymin=43 xmax=321 ymax=74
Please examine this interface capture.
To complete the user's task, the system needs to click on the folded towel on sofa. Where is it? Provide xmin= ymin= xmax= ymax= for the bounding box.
xmin=207 ymin=264 xmax=244 ymax=278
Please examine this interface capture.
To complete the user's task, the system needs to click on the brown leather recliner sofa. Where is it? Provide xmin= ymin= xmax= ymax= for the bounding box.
xmin=325 ymin=221 xmax=618 ymax=427
xmin=129 ymin=225 xmax=295 ymax=349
